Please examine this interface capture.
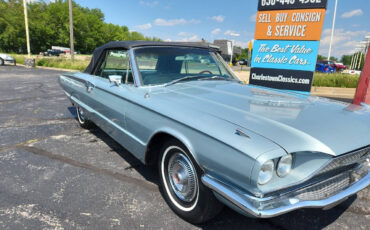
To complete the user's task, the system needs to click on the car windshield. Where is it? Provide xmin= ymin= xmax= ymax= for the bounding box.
xmin=134 ymin=47 xmax=237 ymax=86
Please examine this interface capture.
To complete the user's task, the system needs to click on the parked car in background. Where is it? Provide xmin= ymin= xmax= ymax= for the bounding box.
xmin=343 ymin=69 xmax=362 ymax=75
xmin=59 ymin=41 xmax=370 ymax=224
xmin=0 ymin=53 xmax=16 ymax=66
xmin=42 ymin=49 xmax=65 ymax=57
xmin=334 ymin=62 xmax=348 ymax=72
xmin=317 ymin=60 xmax=348 ymax=73
xmin=315 ymin=62 xmax=336 ymax=73
xmin=238 ymin=59 xmax=248 ymax=66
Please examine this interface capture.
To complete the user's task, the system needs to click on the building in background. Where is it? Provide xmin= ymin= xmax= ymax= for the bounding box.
xmin=213 ymin=40 xmax=241 ymax=64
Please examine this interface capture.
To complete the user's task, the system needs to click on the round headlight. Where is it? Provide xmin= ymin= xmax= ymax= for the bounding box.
xmin=277 ymin=154 xmax=293 ymax=177
xmin=258 ymin=160 xmax=274 ymax=185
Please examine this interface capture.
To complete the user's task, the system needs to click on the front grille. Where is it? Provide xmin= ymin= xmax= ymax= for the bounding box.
xmin=296 ymin=172 xmax=351 ymax=201
xmin=318 ymin=146 xmax=370 ymax=175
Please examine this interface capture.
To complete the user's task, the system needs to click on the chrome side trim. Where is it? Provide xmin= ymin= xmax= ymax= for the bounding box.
xmin=201 ymin=171 xmax=370 ymax=218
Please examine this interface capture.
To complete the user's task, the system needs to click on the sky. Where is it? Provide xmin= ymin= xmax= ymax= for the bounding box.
xmin=69 ymin=0 xmax=370 ymax=58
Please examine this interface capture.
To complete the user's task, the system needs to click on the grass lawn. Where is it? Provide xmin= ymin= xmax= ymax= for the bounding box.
xmin=312 ymin=73 xmax=360 ymax=88
xmin=12 ymin=54 xmax=91 ymax=71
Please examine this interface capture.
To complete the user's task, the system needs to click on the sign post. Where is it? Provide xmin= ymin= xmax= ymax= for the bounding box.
xmin=248 ymin=40 xmax=253 ymax=67
xmin=250 ymin=0 xmax=328 ymax=93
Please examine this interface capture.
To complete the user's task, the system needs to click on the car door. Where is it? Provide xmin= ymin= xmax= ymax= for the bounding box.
xmin=87 ymin=49 xmax=140 ymax=153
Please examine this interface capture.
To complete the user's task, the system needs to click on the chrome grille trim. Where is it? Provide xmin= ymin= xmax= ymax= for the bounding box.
xmin=318 ymin=146 xmax=370 ymax=175
xmin=295 ymin=172 xmax=351 ymax=201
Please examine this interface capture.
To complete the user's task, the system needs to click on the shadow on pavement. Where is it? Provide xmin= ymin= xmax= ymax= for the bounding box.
xmin=67 ymin=106 xmax=357 ymax=230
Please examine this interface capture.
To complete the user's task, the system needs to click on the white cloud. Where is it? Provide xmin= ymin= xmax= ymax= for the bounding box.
xmin=319 ymin=28 xmax=370 ymax=57
xmin=341 ymin=9 xmax=363 ymax=18
xmin=180 ymin=35 xmax=199 ymax=42
xmin=139 ymin=1 xmax=158 ymax=7
xmin=233 ymin=41 xmax=248 ymax=49
xmin=211 ymin=28 xmax=221 ymax=35
xmin=178 ymin=32 xmax=190 ymax=37
xmin=165 ymin=38 xmax=172 ymax=42
xmin=250 ymin=13 xmax=257 ymax=22
xmin=154 ymin=18 xmax=200 ymax=26
xmin=135 ymin=23 xmax=152 ymax=30
xmin=209 ymin=15 xmax=225 ymax=23
xmin=224 ymin=30 xmax=240 ymax=37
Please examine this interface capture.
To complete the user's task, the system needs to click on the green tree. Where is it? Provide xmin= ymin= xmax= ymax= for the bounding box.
xmin=341 ymin=55 xmax=352 ymax=66
xmin=0 ymin=0 xmax=160 ymax=54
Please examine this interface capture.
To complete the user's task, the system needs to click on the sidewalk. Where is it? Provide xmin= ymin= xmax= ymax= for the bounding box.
xmin=233 ymin=70 xmax=356 ymax=99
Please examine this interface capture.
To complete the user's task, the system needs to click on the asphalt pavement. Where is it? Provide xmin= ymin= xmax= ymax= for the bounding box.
xmin=0 ymin=65 xmax=369 ymax=230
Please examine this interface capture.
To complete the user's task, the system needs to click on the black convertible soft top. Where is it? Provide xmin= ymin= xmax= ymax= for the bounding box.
xmin=84 ymin=41 xmax=219 ymax=74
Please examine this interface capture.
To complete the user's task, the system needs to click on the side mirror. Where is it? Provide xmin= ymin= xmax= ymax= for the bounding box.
xmin=109 ymin=75 xmax=122 ymax=86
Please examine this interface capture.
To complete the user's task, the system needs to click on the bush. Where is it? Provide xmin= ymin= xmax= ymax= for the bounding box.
xmin=35 ymin=57 xmax=89 ymax=71
xmin=313 ymin=73 xmax=360 ymax=88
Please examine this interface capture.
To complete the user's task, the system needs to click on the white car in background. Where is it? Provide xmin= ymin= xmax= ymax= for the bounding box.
xmin=343 ymin=69 xmax=361 ymax=75
xmin=0 ymin=54 xmax=16 ymax=66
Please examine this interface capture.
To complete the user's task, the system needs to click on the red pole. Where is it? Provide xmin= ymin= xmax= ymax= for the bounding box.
xmin=353 ymin=50 xmax=370 ymax=105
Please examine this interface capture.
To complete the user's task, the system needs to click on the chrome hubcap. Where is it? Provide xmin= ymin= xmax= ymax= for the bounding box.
xmin=168 ymin=152 xmax=197 ymax=202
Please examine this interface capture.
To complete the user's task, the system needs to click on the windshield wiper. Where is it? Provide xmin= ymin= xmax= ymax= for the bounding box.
xmin=199 ymin=76 xmax=243 ymax=84
xmin=164 ymin=76 xmax=204 ymax=87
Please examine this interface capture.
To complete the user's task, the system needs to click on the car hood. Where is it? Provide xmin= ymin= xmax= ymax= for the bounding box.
xmin=149 ymin=81 xmax=370 ymax=156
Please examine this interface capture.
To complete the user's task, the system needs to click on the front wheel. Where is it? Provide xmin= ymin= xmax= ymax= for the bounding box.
xmin=158 ymin=139 xmax=223 ymax=224
xmin=76 ymin=106 xmax=93 ymax=129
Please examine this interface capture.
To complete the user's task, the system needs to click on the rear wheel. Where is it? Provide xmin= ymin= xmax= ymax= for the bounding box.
xmin=13 ymin=60 xmax=16 ymax=66
xmin=158 ymin=139 xmax=223 ymax=224
xmin=76 ymin=106 xmax=93 ymax=129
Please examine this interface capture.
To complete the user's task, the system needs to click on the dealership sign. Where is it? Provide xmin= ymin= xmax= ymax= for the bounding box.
xmin=251 ymin=40 xmax=319 ymax=71
xmin=254 ymin=9 xmax=325 ymax=41
xmin=258 ymin=0 xmax=328 ymax=11
xmin=250 ymin=68 xmax=313 ymax=92
xmin=249 ymin=0 xmax=327 ymax=93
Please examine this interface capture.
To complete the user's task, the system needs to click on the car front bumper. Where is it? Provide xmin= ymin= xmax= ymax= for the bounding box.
xmin=3 ymin=58 xmax=15 ymax=64
xmin=202 ymin=163 xmax=370 ymax=218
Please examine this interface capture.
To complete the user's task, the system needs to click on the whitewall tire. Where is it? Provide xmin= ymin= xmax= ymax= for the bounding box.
xmin=158 ymin=139 xmax=223 ymax=224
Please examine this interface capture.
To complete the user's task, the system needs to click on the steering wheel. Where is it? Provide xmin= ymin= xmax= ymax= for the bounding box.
xmin=199 ymin=70 xmax=212 ymax=74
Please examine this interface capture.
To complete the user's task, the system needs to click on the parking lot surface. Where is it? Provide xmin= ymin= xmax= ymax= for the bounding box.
xmin=0 ymin=66 xmax=369 ymax=229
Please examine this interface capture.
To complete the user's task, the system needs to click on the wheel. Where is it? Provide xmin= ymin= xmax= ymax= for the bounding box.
xmin=158 ymin=139 xmax=223 ymax=224
xmin=0 ymin=58 xmax=4 ymax=66
xmin=14 ymin=60 xmax=16 ymax=66
xmin=76 ymin=106 xmax=93 ymax=129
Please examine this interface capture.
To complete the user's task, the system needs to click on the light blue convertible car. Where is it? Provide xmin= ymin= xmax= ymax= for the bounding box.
xmin=59 ymin=41 xmax=370 ymax=224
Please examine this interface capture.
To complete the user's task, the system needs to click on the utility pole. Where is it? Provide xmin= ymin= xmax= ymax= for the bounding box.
xmin=23 ymin=0 xmax=31 ymax=57
xmin=328 ymin=0 xmax=338 ymax=61
xmin=69 ymin=0 xmax=75 ymax=62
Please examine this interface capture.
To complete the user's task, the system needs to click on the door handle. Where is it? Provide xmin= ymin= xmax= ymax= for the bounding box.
xmin=86 ymin=82 xmax=95 ymax=93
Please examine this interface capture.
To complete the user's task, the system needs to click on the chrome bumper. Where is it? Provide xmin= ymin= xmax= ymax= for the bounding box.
xmin=202 ymin=167 xmax=370 ymax=218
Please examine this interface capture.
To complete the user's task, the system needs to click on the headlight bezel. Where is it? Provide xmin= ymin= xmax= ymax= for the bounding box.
xmin=276 ymin=154 xmax=293 ymax=178
xmin=257 ymin=159 xmax=275 ymax=185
